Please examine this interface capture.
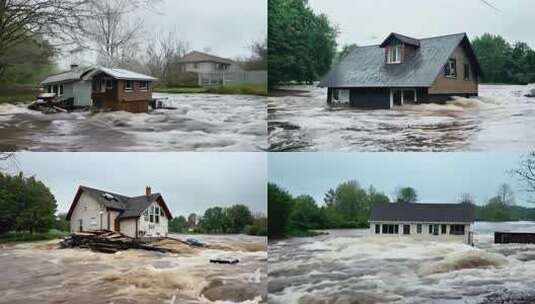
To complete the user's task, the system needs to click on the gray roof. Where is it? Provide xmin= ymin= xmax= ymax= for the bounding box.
xmin=41 ymin=67 xmax=95 ymax=85
xmin=84 ymin=67 xmax=157 ymax=81
xmin=320 ymin=33 xmax=480 ymax=88
xmin=72 ymin=186 xmax=171 ymax=220
xmin=177 ymin=51 xmax=234 ymax=64
xmin=380 ymin=32 xmax=420 ymax=47
xmin=370 ymin=203 xmax=475 ymax=223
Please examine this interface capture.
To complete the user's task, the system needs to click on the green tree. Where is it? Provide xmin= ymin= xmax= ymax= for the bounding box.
xmin=395 ymin=187 xmax=418 ymax=204
xmin=169 ymin=215 xmax=188 ymax=233
xmin=54 ymin=213 xmax=70 ymax=232
xmin=268 ymin=183 xmax=294 ymax=238
xmin=226 ymin=204 xmax=254 ymax=233
xmin=290 ymin=195 xmax=321 ymax=230
xmin=200 ymin=207 xmax=227 ymax=233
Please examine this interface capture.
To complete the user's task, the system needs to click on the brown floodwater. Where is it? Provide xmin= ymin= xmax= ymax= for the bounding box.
xmin=0 ymin=234 xmax=267 ymax=304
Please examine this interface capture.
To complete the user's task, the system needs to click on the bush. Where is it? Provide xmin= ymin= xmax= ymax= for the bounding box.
xmin=165 ymin=71 xmax=199 ymax=87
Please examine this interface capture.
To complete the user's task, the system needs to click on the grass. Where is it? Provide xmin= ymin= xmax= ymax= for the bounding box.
xmin=154 ymin=84 xmax=268 ymax=96
xmin=0 ymin=230 xmax=69 ymax=243
xmin=0 ymin=84 xmax=38 ymax=104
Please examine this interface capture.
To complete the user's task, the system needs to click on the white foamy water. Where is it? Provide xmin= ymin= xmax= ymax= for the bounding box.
xmin=0 ymin=93 xmax=267 ymax=151
xmin=0 ymin=234 xmax=267 ymax=304
xmin=268 ymin=222 xmax=535 ymax=304
xmin=268 ymin=84 xmax=535 ymax=151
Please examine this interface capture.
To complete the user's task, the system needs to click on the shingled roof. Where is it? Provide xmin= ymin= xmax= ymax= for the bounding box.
xmin=66 ymin=185 xmax=172 ymax=220
xmin=370 ymin=203 xmax=475 ymax=223
xmin=320 ymin=33 xmax=482 ymax=88
xmin=176 ymin=51 xmax=234 ymax=64
xmin=41 ymin=67 xmax=95 ymax=85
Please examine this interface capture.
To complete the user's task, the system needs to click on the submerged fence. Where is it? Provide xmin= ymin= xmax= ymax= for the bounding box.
xmin=198 ymin=70 xmax=267 ymax=87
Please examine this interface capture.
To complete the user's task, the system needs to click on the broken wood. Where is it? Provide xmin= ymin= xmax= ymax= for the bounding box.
xmin=210 ymin=258 xmax=240 ymax=264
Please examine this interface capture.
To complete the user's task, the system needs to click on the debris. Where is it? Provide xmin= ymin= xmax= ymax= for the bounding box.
xmin=186 ymin=238 xmax=206 ymax=247
xmin=525 ymin=88 xmax=535 ymax=98
xmin=210 ymin=258 xmax=240 ymax=264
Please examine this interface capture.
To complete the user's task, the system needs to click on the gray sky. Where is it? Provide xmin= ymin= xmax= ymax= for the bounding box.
xmin=8 ymin=153 xmax=267 ymax=216
xmin=60 ymin=0 xmax=266 ymax=68
xmin=309 ymin=0 xmax=535 ymax=49
xmin=269 ymin=153 xmax=532 ymax=207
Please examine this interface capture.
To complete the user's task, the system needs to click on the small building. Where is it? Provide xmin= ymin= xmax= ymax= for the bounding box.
xmin=40 ymin=65 xmax=95 ymax=107
xmin=66 ymin=185 xmax=173 ymax=238
xmin=176 ymin=51 xmax=236 ymax=73
xmin=82 ymin=67 xmax=157 ymax=113
xmin=369 ymin=203 xmax=475 ymax=244
xmin=320 ymin=32 xmax=483 ymax=109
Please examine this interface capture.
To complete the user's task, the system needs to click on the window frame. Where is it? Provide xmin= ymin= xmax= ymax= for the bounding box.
xmin=125 ymin=80 xmax=134 ymax=91
xmin=375 ymin=224 xmax=380 ymax=234
xmin=381 ymin=224 xmax=399 ymax=234
xmin=441 ymin=224 xmax=447 ymax=234
xmin=333 ymin=89 xmax=350 ymax=103
xmin=106 ymin=79 xmax=113 ymax=90
xmin=445 ymin=58 xmax=457 ymax=78
xmin=138 ymin=81 xmax=149 ymax=91
xmin=417 ymin=224 xmax=422 ymax=234
xmin=387 ymin=45 xmax=402 ymax=64
xmin=450 ymin=224 xmax=466 ymax=235
xmin=59 ymin=85 xmax=64 ymax=96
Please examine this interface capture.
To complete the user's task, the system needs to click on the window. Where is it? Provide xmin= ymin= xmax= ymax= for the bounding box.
xmin=59 ymin=85 xmax=64 ymax=96
xmin=464 ymin=64 xmax=470 ymax=80
xmin=403 ymin=224 xmax=410 ymax=235
xmin=125 ymin=80 xmax=133 ymax=91
xmin=139 ymin=81 xmax=148 ymax=91
xmin=428 ymin=224 xmax=433 ymax=234
xmin=417 ymin=224 xmax=422 ymax=234
xmin=143 ymin=209 xmax=148 ymax=222
xmin=375 ymin=224 xmax=380 ymax=234
xmin=432 ymin=224 xmax=439 ymax=236
xmin=441 ymin=224 xmax=447 ymax=234
xmin=450 ymin=225 xmax=466 ymax=235
xmin=53 ymin=85 xmax=59 ymax=94
xmin=106 ymin=79 xmax=113 ymax=90
xmin=154 ymin=206 xmax=160 ymax=224
xmin=47 ymin=86 xmax=52 ymax=93
xmin=387 ymin=45 xmax=402 ymax=64
xmin=445 ymin=58 xmax=457 ymax=78
xmin=147 ymin=205 xmax=160 ymax=224
xmin=160 ymin=208 xmax=164 ymax=216
xmin=79 ymin=219 xmax=83 ymax=231
xmin=382 ymin=224 xmax=399 ymax=234
xmin=333 ymin=89 xmax=350 ymax=104
xmin=194 ymin=63 xmax=199 ymax=69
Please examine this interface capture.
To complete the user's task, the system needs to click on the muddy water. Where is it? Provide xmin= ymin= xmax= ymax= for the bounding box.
xmin=0 ymin=234 xmax=267 ymax=304
xmin=268 ymin=85 xmax=535 ymax=151
xmin=268 ymin=222 xmax=535 ymax=304
xmin=0 ymin=93 xmax=267 ymax=151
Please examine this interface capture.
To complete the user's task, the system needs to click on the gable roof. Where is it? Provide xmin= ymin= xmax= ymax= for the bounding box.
xmin=370 ymin=203 xmax=475 ymax=223
xmin=380 ymin=32 xmax=420 ymax=48
xmin=176 ymin=51 xmax=234 ymax=64
xmin=41 ymin=67 xmax=95 ymax=85
xmin=66 ymin=185 xmax=172 ymax=220
xmin=83 ymin=67 xmax=157 ymax=81
xmin=320 ymin=33 xmax=483 ymax=88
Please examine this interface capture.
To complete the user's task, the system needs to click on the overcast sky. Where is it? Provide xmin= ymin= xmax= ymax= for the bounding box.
xmin=269 ymin=153 xmax=532 ymax=207
xmin=309 ymin=0 xmax=535 ymax=49
xmin=8 ymin=153 xmax=267 ymax=216
xmin=60 ymin=0 xmax=266 ymax=68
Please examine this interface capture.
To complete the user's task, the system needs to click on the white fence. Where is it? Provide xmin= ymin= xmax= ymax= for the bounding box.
xmin=198 ymin=71 xmax=267 ymax=87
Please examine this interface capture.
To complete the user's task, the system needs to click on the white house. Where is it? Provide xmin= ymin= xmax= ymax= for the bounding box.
xmin=369 ymin=203 xmax=475 ymax=244
xmin=66 ymin=185 xmax=173 ymax=238
xmin=40 ymin=65 xmax=95 ymax=107
xmin=176 ymin=51 xmax=236 ymax=73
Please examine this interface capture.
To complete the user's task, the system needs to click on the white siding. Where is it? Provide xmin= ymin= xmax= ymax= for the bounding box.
xmin=69 ymin=192 xmax=106 ymax=232
xmin=120 ymin=218 xmax=138 ymax=238
xmin=138 ymin=201 xmax=169 ymax=237
xmin=369 ymin=221 xmax=473 ymax=244
xmin=183 ymin=62 xmax=235 ymax=73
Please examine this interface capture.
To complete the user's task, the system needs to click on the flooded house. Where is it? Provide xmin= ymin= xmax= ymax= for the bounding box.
xmin=176 ymin=51 xmax=236 ymax=73
xmin=369 ymin=203 xmax=475 ymax=244
xmin=40 ymin=65 xmax=95 ymax=108
xmin=320 ymin=32 xmax=483 ymax=109
xmin=66 ymin=185 xmax=173 ymax=238
xmin=82 ymin=67 xmax=158 ymax=113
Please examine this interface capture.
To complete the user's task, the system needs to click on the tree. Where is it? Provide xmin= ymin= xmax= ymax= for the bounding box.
xmin=200 ymin=207 xmax=226 ymax=233
xmin=395 ymin=187 xmax=418 ymax=204
xmin=268 ymin=183 xmax=293 ymax=238
xmin=168 ymin=215 xmax=188 ymax=233
xmin=332 ymin=44 xmax=358 ymax=66
xmin=323 ymin=188 xmax=336 ymax=207
xmin=146 ymin=28 xmax=190 ymax=82
xmin=187 ymin=213 xmax=197 ymax=228
xmin=54 ymin=213 xmax=70 ymax=232
xmin=226 ymin=204 xmax=254 ymax=233
xmin=290 ymin=195 xmax=321 ymax=230
xmin=332 ymin=180 xmax=368 ymax=222
xmin=497 ymin=183 xmax=515 ymax=206
xmin=459 ymin=193 xmax=475 ymax=205
xmin=238 ymin=38 xmax=267 ymax=71
xmin=513 ymin=152 xmax=535 ymax=201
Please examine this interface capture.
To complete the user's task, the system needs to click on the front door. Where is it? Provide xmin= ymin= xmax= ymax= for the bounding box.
xmin=114 ymin=219 xmax=120 ymax=232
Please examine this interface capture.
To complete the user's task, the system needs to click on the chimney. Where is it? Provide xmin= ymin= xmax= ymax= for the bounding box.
xmin=145 ymin=186 xmax=151 ymax=197
xmin=70 ymin=64 xmax=79 ymax=71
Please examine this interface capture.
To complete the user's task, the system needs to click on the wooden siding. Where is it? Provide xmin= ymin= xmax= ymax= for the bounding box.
xmin=91 ymin=72 xmax=152 ymax=113
xmin=429 ymin=42 xmax=478 ymax=95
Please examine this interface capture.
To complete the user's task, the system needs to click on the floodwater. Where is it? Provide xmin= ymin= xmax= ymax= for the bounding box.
xmin=268 ymin=222 xmax=535 ymax=304
xmin=268 ymin=85 xmax=535 ymax=151
xmin=0 ymin=93 xmax=267 ymax=151
xmin=0 ymin=234 xmax=267 ymax=304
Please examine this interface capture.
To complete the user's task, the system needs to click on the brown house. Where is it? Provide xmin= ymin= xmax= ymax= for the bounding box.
xmin=319 ymin=32 xmax=483 ymax=109
xmin=83 ymin=67 xmax=158 ymax=113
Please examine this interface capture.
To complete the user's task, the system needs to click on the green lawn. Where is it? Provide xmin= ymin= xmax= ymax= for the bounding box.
xmin=0 ymin=85 xmax=38 ymax=104
xmin=154 ymin=84 xmax=267 ymax=96
xmin=153 ymin=86 xmax=208 ymax=94
xmin=0 ymin=230 xmax=69 ymax=243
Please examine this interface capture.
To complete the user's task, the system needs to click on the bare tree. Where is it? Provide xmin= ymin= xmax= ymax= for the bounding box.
xmin=513 ymin=152 xmax=535 ymax=201
xmin=497 ymin=183 xmax=515 ymax=206
xmin=0 ymin=153 xmax=17 ymax=172
xmin=459 ymin=193 xmax=475 ymax=205
xmin=145 ymin=28 xmax=190 ymax=81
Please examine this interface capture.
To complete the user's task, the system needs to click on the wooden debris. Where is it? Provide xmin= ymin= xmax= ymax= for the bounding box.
xmin=210 ymin=258 xmax=240 ymax=264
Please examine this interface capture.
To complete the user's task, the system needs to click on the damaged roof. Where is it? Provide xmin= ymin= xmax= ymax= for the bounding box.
xmin=370 ymin=203 xmax=475 ymax=223
xmin=176 ymin=51 xmax=234 ymax=64
xmin=320 ymin=33 xmax=482 ymax=88
xmin=41 ymin=67 xmax=95 ymax=85
xmin=66 ymin=185 xmax=172 ymax=220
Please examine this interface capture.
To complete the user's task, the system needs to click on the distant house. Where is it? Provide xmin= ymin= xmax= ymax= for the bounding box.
xmin=320 ymin=33 xmax=483 ymax=109
xmin=369 ymin=203 xmax=475 ymax=244
xmin=66 ymin=186 xmax=172 ymax=238
xmin=82 ymin=67 xmax=157 ymax=113
xmin=176 ymin=51 xmax=236 ymax=73
xmin=40 ymin=65 xmax=94 ymax=107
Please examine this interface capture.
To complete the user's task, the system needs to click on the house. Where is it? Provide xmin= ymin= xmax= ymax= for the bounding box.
xmin=82 ymin=67 xmax=158 ymax=113
xmin=66 ymin=185 xmax=173 ymax=238
xmin=320 ymin=32 xmax=483 ymax=109
xmin=176 ymin=51 xmax=236 ymax=73
xmin=369 ymin=203 xmax=475 ymax=244
xmin=40 ymin=65 xmax=95 ymax=107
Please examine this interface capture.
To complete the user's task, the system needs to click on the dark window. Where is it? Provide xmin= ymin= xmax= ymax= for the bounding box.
xmin=441 ymin=224 xmax=447 ymax=234
xmin=375 ymin=224 xmax=380 ymax=234
xmin=445 ymin=58 xmax=457 ymax=78
xmin=450 ymin=225 xmax=466 ymax=235
xmin=139 ymin=81 xmax=148 ymax=91
xmin=428 ymin=224 xmax=433 ymax=234
xmin=106 ymin=79 xmax=113 ymax=89
xmin=59 ymin=85 xmax=64 ymax=96
xmin=433 ymin=224 xmax=439 ymax=236
xmin=125 ymin=80 xmax=133 ymax=91
xmin=417 ymin=224 xmax=422 ymax=234
xmin=382 ymin=224 xmax=398 ymax=234
xmin=464 ymin=64 xmax=470 ymax=80
xmin=403 ymin=225 xmax=410 ymax=235
xmin=47 ymin=86 xmax=52 ymax=93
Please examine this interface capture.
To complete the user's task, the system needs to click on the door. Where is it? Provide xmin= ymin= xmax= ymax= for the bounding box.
xmin=392 ymin=89 xmax=402 ymax=106
xmin=403 ymin=89 xmax=416 ymax=103
xmin=403 ymin=224 xmax=410 ymax=235
xmin=114 ymin=219 xmax=120 ymax=232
